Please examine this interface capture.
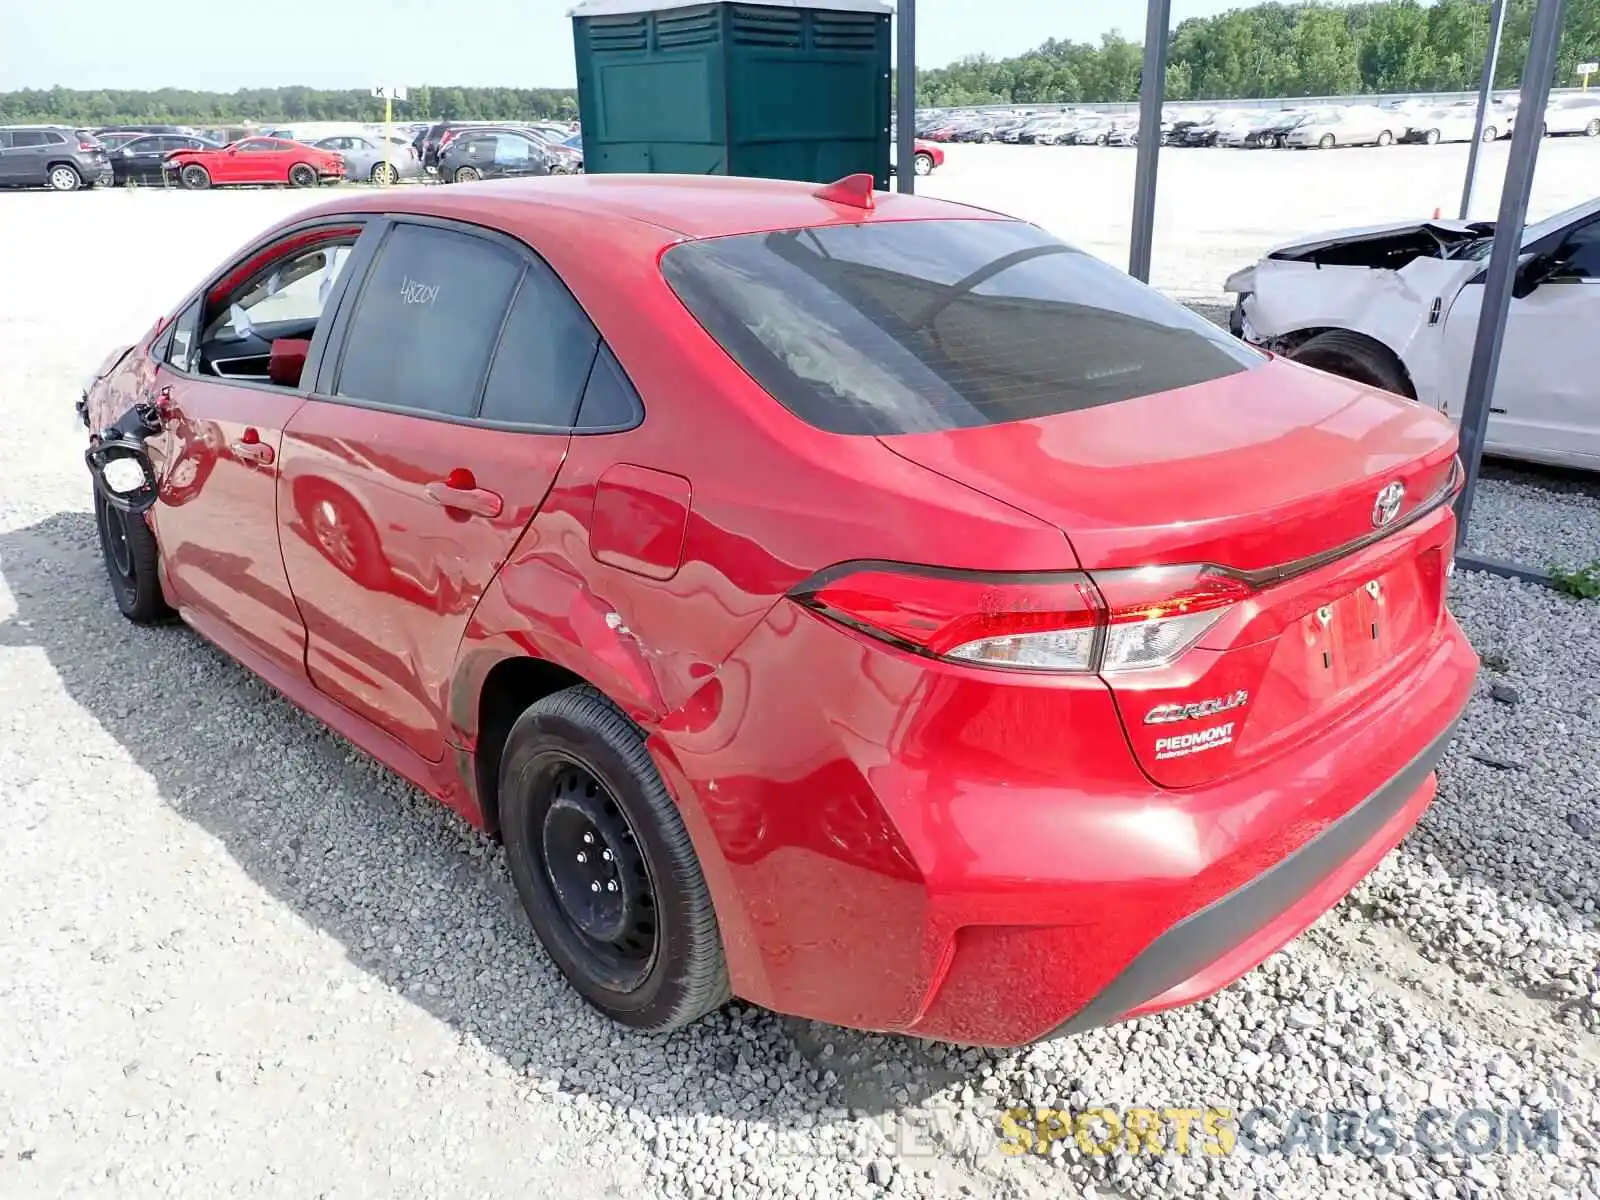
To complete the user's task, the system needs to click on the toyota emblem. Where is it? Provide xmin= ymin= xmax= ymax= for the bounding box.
xmin=1372 ymin=481 xmax=1406 ymax=527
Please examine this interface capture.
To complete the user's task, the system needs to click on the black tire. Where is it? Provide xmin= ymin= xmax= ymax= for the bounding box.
xmin=1424 ymin=129 xmax=1441 ymax=145
xmin=94 ymin=489 xmax=173 ymax=624
xmin=288 ymin=163 xmax=318 ymax=188
xmin=179 ymin=164 xmax=210 ymax=190
xmin=500 ymin=686 xmax=730 ymax=1032
xmin=1289 ymin=330 xmax=1413 ymax=398
xmin=453 ymin=165 xmax=481 ymax=184
xmin=47 ymin=164 xmax=82 ymax=192
xmin=913 ymin=151 xmax=934 ymax=176
xmin=1318 ymin=133 xmax=1336 ymax=149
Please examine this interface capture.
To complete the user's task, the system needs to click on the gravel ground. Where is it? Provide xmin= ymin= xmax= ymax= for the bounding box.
xmin=1 ymin=151 xmax=1597 ymax=1200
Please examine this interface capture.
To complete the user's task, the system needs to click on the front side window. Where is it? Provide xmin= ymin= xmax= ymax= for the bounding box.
xmin=166 ymin=300 xmax=203 ymax=373
xmin=335 ymin=223 xmax=522 ymax=418
xmin=236 ymin=139 xmax=276 ymax=153
xmin=661 ymin=218 xmax=1263 ymax=436
xmin=204 ymin=242 xmax=356 ymax=343
xmin=12 ymin=132 xmax=47 ymax=148
xmin=494 ymin=134 xmax=532 ymax=166
xmin=1552 ymin=219 xmax=1600 ymax=281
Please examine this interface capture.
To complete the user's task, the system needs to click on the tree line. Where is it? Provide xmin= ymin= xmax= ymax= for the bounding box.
xmin=0 ymin=85 xmax=578 ymax=126
xmin=921 ymin=0 xmax=1600 ymax=106
xmin=1 ymin=0 xmax=1598 ymax=124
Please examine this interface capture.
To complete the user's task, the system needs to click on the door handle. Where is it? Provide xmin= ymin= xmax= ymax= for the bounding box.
xmin=230 ymin=427 xmax=274 ymax=466
xmin=424 ymin=469 xmax=502 ymax=518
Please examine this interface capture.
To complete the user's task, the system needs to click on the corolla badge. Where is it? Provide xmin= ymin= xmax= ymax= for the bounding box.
xmin=1144 ymin=689 xmax=1250 ymax=725
xmin=1372 ymin=481 xmax=1406 ymax=528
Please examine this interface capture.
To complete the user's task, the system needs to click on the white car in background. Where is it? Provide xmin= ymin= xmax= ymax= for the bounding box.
xmin=1284 ymin=105 xmax=1402 ymax=148
xmin=1400 ymin=104 xmax=1507 ymax=144
xmin=1539 ymin=95 xmax=1600 ymax=137
xmin=1223 ymin=196 xmax=1600 ymax=470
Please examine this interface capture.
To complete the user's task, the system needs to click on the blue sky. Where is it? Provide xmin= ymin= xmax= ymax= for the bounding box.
xmin=1 ymin=0 xmax=1241 ymax=91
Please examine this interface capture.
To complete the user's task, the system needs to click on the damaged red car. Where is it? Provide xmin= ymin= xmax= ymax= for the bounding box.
xmin=80 ymin=173 xmax=1476 ymax=1046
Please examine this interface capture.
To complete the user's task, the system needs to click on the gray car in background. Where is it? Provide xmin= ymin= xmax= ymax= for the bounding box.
xmin=0 ymin=125 xmax=111 ymax=191
xmin=313 ymin=135 xmax=422 ymax=184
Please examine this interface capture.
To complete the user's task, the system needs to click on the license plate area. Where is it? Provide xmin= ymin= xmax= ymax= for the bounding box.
xmin=1296 ymin=560 xmax=1430 ymax=699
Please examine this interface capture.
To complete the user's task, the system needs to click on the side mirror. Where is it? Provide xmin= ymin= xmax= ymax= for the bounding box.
xmin=1512 ymin=253 xmax=1555 ymax=300
xmin=86 ymin=403 xmax=163 ymax=514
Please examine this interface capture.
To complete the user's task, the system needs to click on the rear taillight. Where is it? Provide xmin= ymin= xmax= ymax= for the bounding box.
xmin=792 ymin=563 xmax=1253 ymax=674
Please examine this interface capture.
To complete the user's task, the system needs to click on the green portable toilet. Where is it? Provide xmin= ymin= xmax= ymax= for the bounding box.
xmin=570 ymin=0 xmax=893 ymax=189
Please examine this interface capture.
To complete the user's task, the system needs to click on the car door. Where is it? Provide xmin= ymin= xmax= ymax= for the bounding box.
xmin=0 ymin=132 xmax=16 ymax=183
xmin=117 ymin=135 xmax=166 ymax=183
xmin=151 ymin=219 xmax=377 ymax=682
xmin=277 ymin=217 xmax=599 ymax=762
xmin=1439 ymin=214 xmax=1600 ymax=467
xmin=219 ymin=138 xmax=271 ymax=183
xmin=6 ymin=131 xmax=50 ymax=184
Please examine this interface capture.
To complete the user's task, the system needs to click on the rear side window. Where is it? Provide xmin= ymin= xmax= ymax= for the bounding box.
xmin=11 ymin=131 xmax=47 ymax=147
xmin=335 ymin=223 xmax=521 ymax=418
xmin=479 ymin=261 xmax=600 ymax=426
xmin=660 ymin=219 xmax=1262 ymax=436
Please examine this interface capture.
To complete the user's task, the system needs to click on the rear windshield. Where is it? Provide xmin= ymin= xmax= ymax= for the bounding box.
xmin=660 ymin=218 xmax=1262 ymax=436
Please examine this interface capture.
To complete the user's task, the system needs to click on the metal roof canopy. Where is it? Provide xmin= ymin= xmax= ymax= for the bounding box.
xmin=569 ymin=0 xmax=893 ymax=15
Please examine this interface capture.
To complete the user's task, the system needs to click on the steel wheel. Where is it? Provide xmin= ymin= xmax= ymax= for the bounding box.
xmin=1586 ymin=119 xmax=1600 ymax=138
xmin=371 ymin=162 xmax=398 ymax=185
xmin=1318 ymin=133 xmax=1336 ymax=149
xmin=48 ymin=165 xmax=81 ymax=192
xmin=1482 ymin=126 xmax=1498 ymax=142
xmin=180 ymin=164 xmax=210 ymax=190
xmin=1376 ymin=130 xmax=1393 ymax=147
xmin=453 ymin=165 xmax=481 ymax=183
xmin=96 ymin=493 xmax=135 ymax=583
xmin=530 ymin=755 xmax=658 ymax=988
xmin=913 ymin=153 xmax=934 ymax=176
xmin=289 ymin=163 xmax=317 ymax=188
xmin=1425 ymin=129 xmax=1441 ymax=145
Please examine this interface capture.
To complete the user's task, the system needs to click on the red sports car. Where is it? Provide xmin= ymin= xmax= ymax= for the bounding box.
xmin=80 ymin=173 xmax=1476 ymax=1046
xmin=164 ymin=136 xmax=345 ymax=190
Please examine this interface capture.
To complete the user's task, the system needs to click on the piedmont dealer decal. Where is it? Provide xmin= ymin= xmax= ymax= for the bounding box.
xmin=1153 ymin=721 xmax=1236 ymax=761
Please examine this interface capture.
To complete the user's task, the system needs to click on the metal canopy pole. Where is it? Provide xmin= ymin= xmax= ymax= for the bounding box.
xmin=1460 ymin=0 xmax=1508 ymax=220
xmin=1454 ymin=0 xmax=1565 ymax=543
xmin=895 ymin=0 xmax=916 ymax=194
xmin=1128 ymin=0 xmax=1173 ymax=282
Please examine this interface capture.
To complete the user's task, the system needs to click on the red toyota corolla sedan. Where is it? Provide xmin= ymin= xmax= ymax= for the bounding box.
xmin=79 ymin=174 xmax=1477 ymax=1046
xmin=163 ymin=135 xmax=345 ymax=190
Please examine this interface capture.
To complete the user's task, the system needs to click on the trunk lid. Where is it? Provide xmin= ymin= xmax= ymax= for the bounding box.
xmin=879 ymin=356 xmax=1461 ymax=787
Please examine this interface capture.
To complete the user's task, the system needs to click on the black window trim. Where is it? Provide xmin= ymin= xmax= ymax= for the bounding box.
xmin=151 ymin=214 xmax=380 ymax=397
xmin=314 ymin=212 xmax=643 ymax=436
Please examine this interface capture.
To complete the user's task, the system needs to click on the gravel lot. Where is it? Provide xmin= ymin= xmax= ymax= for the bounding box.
xmin=1 ymin=146 xmax=1597 ymax=1200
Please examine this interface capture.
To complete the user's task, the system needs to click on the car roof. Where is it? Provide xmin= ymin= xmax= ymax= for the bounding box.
xmin=305 ymin=173 xmax=1010 ymax=240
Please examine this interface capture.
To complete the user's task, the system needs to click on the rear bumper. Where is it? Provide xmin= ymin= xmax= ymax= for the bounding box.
xmin=1050 ymin=711 xmax=1456 ymax=1036
xmin=654 ymin=594 xmax=1477 ymax=1047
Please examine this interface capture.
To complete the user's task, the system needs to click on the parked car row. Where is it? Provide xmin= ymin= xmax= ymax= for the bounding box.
xmin=917 ymin=94 xmax=1600 ymax=150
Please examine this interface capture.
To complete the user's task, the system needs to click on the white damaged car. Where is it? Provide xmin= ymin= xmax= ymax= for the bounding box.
xmin=1224 ymin=196 xmax=1600 ymax=470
